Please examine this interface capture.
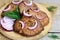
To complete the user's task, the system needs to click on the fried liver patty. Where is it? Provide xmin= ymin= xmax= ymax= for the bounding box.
xmin=19 ymin=1 xmax=49 ymax=27
xmin=22 ymin=9 xmax=49 ymax=27
xmin=19 ymin=2 xmax=29 ymax=14
xmin=36 ymin=11 xmax=49 ymax=26
xmin=30 ymin=2 xmax=39 ymax=11
xmin=13 ymin=20 xmax=22 ymax=32
xmin=19 ymin=2 xmax=38 ymax=14
xmin=13 ymin=16 xmax=44 ymax=37
xmin=28 ymin=3 xmax=49 ymax=26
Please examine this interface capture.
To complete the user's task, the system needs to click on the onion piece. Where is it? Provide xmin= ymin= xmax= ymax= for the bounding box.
xmin=12 ymin=1 xmax=20 ymax=4
xmin=28 ymin=20 xmax=37 ymax=30
xmin=0 ymin=16 xmax=15 ymax=31
xmin=30 ymin=8 xmax=40 ymax=12
xmin=23 ymin=10 xmax=32 ymax=17
xmin=3 ymin=5 xmax=11 ymax=11
xmin=36 ymin=14 xmax=46 ymax=20
xmin=23 ymin=1 xmax=32 ymax=6
xmin=33 ymin=10 xmax=40 ymax=12
xmin=19 ymin=21 xmax=24 ymax=29
xmin=3 ymin=16 xmax=15 ymax=24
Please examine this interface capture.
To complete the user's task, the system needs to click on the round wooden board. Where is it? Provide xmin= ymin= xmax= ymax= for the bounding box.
xmin=0 ymin=2 xmax=52 ymax=40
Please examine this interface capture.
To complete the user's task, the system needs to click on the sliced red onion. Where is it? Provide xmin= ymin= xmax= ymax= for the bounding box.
xmin=23 ymin=1 xmax=32 ymax=6
xmin=3 ymin=5 xmax=11 ymax=11
xmin=1 ymin=19 xmax=13 ymax=31
xmin=0 ymin=16 xmax=15 ymax=31
xmin=36 ymin=14 xmax=46 ymax=20
xmin=3 ymin=16 xmax=15 ymax=24
xmin=30 ymin=8 xmax=40 ymax=12
xmin=28 ymin=20 xmax=37 ymax=30
xmin=19 ymin=21 xmax=24 ymax=29
xmin=23 ymin=10 xmax=32 ymax=17
xmin=12 ymin=1 xmax=20 ymax=4
xmin=33 ymin=10 xmax=40 ymax=12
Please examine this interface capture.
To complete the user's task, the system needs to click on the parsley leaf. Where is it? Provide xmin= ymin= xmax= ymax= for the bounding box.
xmin=48 ymin=34 xmax=60 ymax=39
xmin=2 ymin=6 xmax=22 ymax=20
xmin=47 ymin=6 xmax=57 ymax=12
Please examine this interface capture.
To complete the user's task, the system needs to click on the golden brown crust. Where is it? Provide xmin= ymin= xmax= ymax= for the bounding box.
xmin=13 ymin=16 xmax=44 ymax=37
xmin=36 ymin=11 xmax=49 ymax=26
xmin=30 ymin=3 xmax=39 ymax=11
xmin=13 ymin=20 xmax=22 ymax=32
xmin=19 ymin=2 xmax=29 ymax=14
xmin=19 ymin=2 xmax=49 ymax=27
xmin=27 ymin=10 xmax=49 ymax=26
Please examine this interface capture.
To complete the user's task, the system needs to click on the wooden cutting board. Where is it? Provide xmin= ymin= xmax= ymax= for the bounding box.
xmin=0 ymin=0 xmax=12 ymax=40
xmin=0 ymin=2 xmax=52 ymax=40
xmin=0 ymin=0 xmax=57 ymax=40
xmin=0 ymin=33 xmax=10 ymax=40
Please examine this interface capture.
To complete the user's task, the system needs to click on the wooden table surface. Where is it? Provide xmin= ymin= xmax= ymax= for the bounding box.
xmin=0 ymin=0 xmax=60 ymax=40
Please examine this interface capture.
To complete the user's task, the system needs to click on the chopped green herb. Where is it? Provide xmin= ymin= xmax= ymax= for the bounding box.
xmin=2 ymin=6 xmax=22 ymax=20
xmin=48 ymin=34 xmax=60 ymax=39
xmin=47 ymin=6 xmax=57 ymax=12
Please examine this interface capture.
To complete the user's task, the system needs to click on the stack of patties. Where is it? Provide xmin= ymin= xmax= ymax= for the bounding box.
xmin=0 ymin=0 xmax=52 ymax=40
xmin=13 ymin=0 xmax=49 ymax=37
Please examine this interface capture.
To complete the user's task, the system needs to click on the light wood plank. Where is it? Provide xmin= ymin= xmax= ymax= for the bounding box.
xmin=39 ymin=33 xmax=60 ymax=40
xmin=50 ymin=11 xmax=60 ymax=32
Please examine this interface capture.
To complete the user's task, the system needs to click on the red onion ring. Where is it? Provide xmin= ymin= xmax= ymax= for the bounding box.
xmin=19 ymin=21 xmax=24 ymax=29
xmin=23 ymin=10 xmax=32 ymax=17
xmin=33 ymin=10 xmax=40 ymax=12
xmin=36 ymin=14 xmax=46 ymax=20
xmin=23 ymin=1 xmax=32 ymax=6
xmin=3 ymin=16 xmax=15 ymax=24
xmin=0 ymin=17 xmax=15 ymax=31
xmin=3 ymin=5 xmax=11 ymax=11
xmin=12 ymin=1 xmax=20 ymax=4
xmin=28 ymin=20 xmax=37 ymax=30
xmin=30 ymin=8 xmax=40 ymax=12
